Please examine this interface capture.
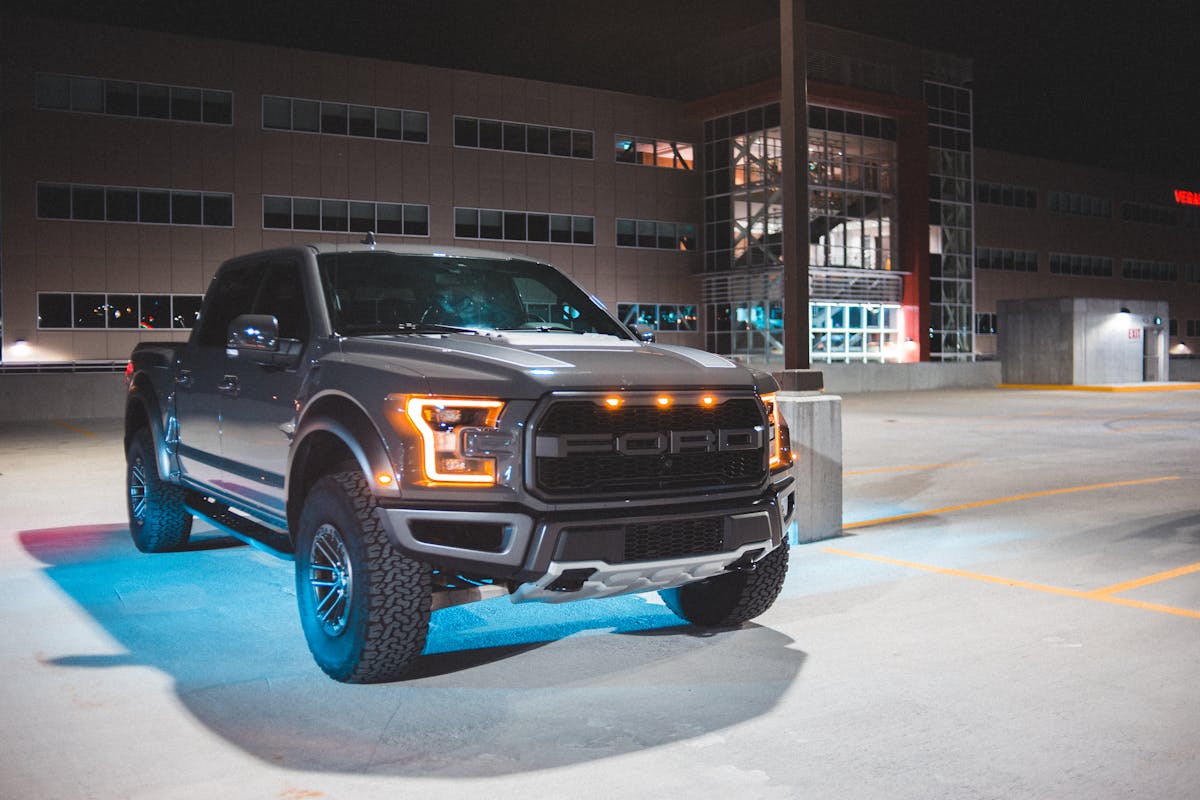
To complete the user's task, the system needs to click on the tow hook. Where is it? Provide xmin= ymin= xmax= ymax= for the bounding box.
xmin=728 ymin=548 xmax=765 ymax=573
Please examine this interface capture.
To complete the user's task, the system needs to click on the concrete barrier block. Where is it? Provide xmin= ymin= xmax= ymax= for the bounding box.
xmin=777 ymin=391 xmax=842 ymax=543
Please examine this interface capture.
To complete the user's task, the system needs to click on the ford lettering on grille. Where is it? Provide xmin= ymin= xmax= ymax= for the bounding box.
xmin=535 ymin=428 xmax=762 ymax=458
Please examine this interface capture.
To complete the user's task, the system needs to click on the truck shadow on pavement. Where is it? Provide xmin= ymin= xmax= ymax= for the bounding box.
xmin=20 ymin=522 xmax=806 ymax=777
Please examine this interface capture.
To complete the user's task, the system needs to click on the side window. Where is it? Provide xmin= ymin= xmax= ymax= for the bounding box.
xmin=196 ymin=262 xmax=260 ymax=347
xmin=255 ymin=260 xmax=310 ymax=342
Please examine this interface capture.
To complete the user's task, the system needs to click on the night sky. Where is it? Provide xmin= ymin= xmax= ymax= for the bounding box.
xmin=10 ymin=0 xmax=1200 ymax=182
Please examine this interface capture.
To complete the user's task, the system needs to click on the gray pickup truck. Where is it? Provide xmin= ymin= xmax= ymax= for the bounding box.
xmin=124 ymin=242 xmax=796 ymax=682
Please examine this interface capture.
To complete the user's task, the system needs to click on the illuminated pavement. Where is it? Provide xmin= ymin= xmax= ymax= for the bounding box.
xmin=2 ymin=388 xmax=1198 ymax=799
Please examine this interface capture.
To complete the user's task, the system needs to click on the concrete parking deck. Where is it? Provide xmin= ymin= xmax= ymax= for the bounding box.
xmin=2 ymin=388 xmax=1198 ymax=799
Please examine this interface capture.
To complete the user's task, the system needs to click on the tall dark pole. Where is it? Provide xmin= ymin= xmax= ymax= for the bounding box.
xmin=780 ymin=0 xmax=810 ymax=371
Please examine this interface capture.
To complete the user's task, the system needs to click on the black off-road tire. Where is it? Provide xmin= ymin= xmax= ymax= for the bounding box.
xmin=660 ymin=541 xmax=789 ymax=627
xmin=126 ymin=426 xmax=193 ymax=552
xmin=294 ymin=471 xmax=432 ymax=683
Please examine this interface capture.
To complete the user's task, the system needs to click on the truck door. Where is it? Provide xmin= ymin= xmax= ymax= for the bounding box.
xmin=173 ymin=260 xmax=260 ymax=489
xmin=217 ymin=257 xmax=311 ymax=519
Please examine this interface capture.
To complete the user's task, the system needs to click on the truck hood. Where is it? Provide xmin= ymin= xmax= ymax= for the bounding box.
xmin=331 ymin=331 xmax=772 ymax=396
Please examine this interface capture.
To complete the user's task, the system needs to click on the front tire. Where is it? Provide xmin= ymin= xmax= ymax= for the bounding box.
xmin=660 ymin=542 xmax=789 ymax=627
xmin=126 ymin=426 xmax=192 ymax=552
xmin=294 ymin=471 xmax=432 ymax=683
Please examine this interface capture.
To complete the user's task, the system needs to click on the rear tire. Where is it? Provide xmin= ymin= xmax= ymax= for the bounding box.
xmin=660 ymin=542 xmax=789 ymax=627
xmin=126 ymin=426 xmax=192 ymax=552
xmin=294 ymin=471 xmax=432 ymax=683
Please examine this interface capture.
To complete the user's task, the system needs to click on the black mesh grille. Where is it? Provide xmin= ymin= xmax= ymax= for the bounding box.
xmin=532 ymin=397 xmax=767 ymax=498
xmin=624 ymin=517 xmax=724 ymax=562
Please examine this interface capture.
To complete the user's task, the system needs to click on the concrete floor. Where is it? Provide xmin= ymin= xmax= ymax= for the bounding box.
xmin=1 ymin=388 xmax=1198 ymax=799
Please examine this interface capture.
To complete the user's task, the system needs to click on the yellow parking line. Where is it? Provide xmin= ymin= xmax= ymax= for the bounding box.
xmin=1088 ymin=562 xmax=1200 ymax=597
xmin=843 ymin=476 xmax=1180 ymax=531
xmin=1107 ymin=422 xmax=1200 ymax=433
xmin=51 ymin=420 xmax=96 ymax=437
xmin=822 ymin=548 xmax=1200 ymax=620
xmin=845 ymin=461 xmax=978 ymax=477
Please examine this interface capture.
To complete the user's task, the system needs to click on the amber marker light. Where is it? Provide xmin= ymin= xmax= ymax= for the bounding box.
xmin=376 ymin=473 xmax=394 ymax=486
xmin=604 ymin=395 xmax=623 ymax=409
xmin=655 ymin=395 xmax=673 ymax=408
xmin=700 ymin=394 xmax=716 ymax=407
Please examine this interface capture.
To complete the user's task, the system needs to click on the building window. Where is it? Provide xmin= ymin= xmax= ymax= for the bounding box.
xmin=617 ymin=303 xmax=699 ymax=331
xmin=453 ymin=115 xmax=593 ymax=159
xmin=454 ymin=207 xmax=594 ymax=245
xmin=261 ymin=95 xmax=428 ymax=142
xmin=36 ymin=183 xmax=233 ymax=227
xmin=35 ymin=73 xmax=232 ymax=124
xmin=614 ymin=135 xmax=694 ymax=169
xmin=976 ymin=247 xmax=1038 ymax=272
xmin=262 ymin=195 xmax=428 ymax=236
xmin=1048 ymin=252 xmax=1114 ymax=277
xmin=975 ymin=181 xmax=1037 ymax=209
xmin=37 ymin=292 xmax=203 ymax=329
xmin=975 ymin=312 xmax=997 ymax=335
xmin=616 ymin=218 xmax=696 ymax=250
xmin=1187 ymin=320 xmax=1200 ymax=338
xmin=1122 ymin=259 xmax=1179 ymax=282
xmin=1120 ymin=201 xmax=1179 ymax=226
xmin=1047 ymin=191 xmax=1112 ymax=218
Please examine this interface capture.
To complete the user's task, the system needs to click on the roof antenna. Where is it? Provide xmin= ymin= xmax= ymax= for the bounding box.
xmin=362 ymin=231 xmax=376 ymax=248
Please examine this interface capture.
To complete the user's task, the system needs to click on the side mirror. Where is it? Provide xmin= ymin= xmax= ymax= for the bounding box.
xmin=227 ymin=314 xmax=303 ymax=368
xmin=628 ymin=323 xmax=656 ymax=343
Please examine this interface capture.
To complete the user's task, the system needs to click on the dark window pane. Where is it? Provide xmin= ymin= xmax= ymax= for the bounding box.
xmin=292 ymin=197 xmax=320 ymax=230
xmin=402 ymin=205 xmax=428 ymax=236
xmin=656 ymin=221 xmax=675 ymax=249
xmin=402 ymin=110 xmax=427 ymax=142
xmin=573 ymin=216 xmax=594 ymax=245
xmin=263 ymin=195 xmax=291 ymax=228
xmin=478 ymin=119 xmax=502 ymax=149
xmin=75 ymin=293 xmax=107 ymax=328
xmin=453 ymin=116 xmax=478 ymax=147
xmin=37 ymin=184 xmax=72 ymax=219
xmin=321 ymin=199 xmax=349 ymax=231
xmin=197 ymin=265 xmax=259 ymax=345
xmin=550 ymin=214 xmax=571 ymax=243
xmin=572 ymin=130 xmax=593 ymax=159
xmin=616 ymin=219 xmax=636 ymax=247
xmin=348 ymin=105 xmax=374 ymax=137
xmin=140 ymin=190 xmax=170 ymax=223
xmin=292 ymin=99 xmax=319 ymax=132
xmin=256 ymin=261 xmax=310 ymax=341
xmin=105 ymin=80 xmax=138 ymax=116
xmin=262 ymin=95 xmax=292 ymax=129
xmin=202 ymin=194 xmax=233 ymax=227
xmin=503 ymin=122 xmax=525 ymax=152
xmin=172 ymin=191 xmax=202 ymax=225
xmin=636 ymin=220 xmax=655 ymax=248
xmin=106 ymin=188 xmax=138 ymax=221
xmin=321 ymin=102 xmax=348 ymax=135
xmin=203 ymin=90 xmax=232 ymax=124
xmin=348 ymin=201 xmax=375 ymax=232
xmin=526 ymin=126 xmax=549 ymax=154
xmin=503 ymin=211 xmax=526 ymax=239
xmin=140 ymin=295 xmax=170 ymax=329
xmin=527 ymin=213 xmax=549 ymax=241
xmin=72 ymin=186 xmax=105 ymax=220
xmin=70 ymin=77 xmax=104 ymax=112
xmin=549 ymin=128 xmax=571 ymax=156
xmin=173 ymin=295 xmax=202 ymax=329
xmin=38 ymin=293 xmax=72 ymax=328
xmin=35 ymin=74 xmax=70 ymax=109
xmin=138 ymin=83 xmax=169 ymax=118
xmin=376 ymin=203 xmax=404 ymax=234
xmin=108 ymin=294 xmax=139 ymax=328
xmin=454 ymin=208 xmax=479 ymax=238
xmin=376 ymin=108 xmax=403 ymax=140
xmin=171 ymin=87 xmax=203 ymax=121
xmin=479 ymin=209 xmax=503 ymax=239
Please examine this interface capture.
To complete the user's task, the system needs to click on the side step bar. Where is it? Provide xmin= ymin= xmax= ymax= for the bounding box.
xmin=185 ymin=495 xmax=294 ymax=560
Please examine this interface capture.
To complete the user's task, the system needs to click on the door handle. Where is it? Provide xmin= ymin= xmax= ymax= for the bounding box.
xmin=217 ymin=375 xmax=240 ymax=397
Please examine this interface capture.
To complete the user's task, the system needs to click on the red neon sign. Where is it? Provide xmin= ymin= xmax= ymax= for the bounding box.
xmin=1174 ymin=189 xmax=1200 ymax=206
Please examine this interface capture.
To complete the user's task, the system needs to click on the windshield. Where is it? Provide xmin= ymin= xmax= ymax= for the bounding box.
xmin=316 ymin=251 xmax=630 ymax=338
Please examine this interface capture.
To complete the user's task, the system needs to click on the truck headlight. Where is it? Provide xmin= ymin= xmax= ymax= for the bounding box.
xmin=760 ymin=393 xmax=793 ymax=471
xmin=386 ymin=395 xmax=505 ymax=485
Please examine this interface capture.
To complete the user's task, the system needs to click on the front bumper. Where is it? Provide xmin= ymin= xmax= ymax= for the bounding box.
xmin=378 ymin=475 xmax=795 ymax=601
